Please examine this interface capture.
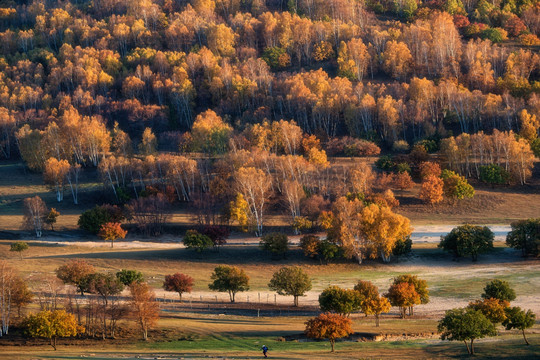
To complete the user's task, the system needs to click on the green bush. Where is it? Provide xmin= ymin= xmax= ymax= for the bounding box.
xmin=479 ymin=164 xmax=510 ymax=185
xmin=183 ymin=229 xmax=213 ymax=253
xmin=78 ymin=205 xmax=124 ymax=234
xmin=260 ymin=232 xmax=289 ymax=258
xmin=393 ymin=237 xmax=412 ymax=257
xmin=262 ymin=47 xmax=290 ymax=69
xmin=375 ymin=155 xmax=395 ymax=171
xmin=480 ymin=28 xmax=508 ymax=43
xmin=439 ymin=225 xmax=494 ymax=261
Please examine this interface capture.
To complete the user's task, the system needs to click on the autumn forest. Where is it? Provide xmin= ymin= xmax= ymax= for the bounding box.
xmin=0 ymin=0 xmax=539 ymax=358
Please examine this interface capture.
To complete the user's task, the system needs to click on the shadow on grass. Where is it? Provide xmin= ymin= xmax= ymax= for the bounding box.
xmin=30 ymin=246 xmax=314 ymax=266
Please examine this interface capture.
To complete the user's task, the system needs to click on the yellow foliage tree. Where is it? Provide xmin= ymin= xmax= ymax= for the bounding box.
xmin=359 ymin=204 xmax=412 ymax=262
xmin=191 ymin=109 xmax=232 ymax=154
xmin=229 ymin=193 xmax=250 ymax=232
xmin=23 ymin=310 xmax=84 ymax=350
xmin=44 ymin=157 xmax=70 ymax=202
xmin=138 ymin=128 xmax=157 ymax=155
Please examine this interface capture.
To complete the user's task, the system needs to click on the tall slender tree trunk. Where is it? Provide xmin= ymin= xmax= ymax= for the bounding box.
xmin=522 ymin=329 xmax=529 ymax=345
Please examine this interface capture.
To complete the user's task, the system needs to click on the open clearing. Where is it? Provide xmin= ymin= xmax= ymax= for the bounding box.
xmin=1 ymin=161 xmax=539 ymax=359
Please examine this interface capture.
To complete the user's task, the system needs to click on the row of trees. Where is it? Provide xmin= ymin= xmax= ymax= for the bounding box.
xmin=438 ymin=279 xmax=535 ymax=355
xmin=438 ymin=219 xmax=540 ymax=261
xmin=307 ymin=279 xmax=535 ymax=354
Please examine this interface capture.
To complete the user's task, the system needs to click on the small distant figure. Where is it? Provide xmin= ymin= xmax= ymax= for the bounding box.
xmin=261 ymin=344 xmax=268 ymax=358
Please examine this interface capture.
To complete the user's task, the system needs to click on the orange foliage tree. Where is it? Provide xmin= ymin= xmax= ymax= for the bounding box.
xmin=129 ymin=282 xmax=160 ymax=340
xmin=386 ymin=282 xmax=421 ymax=318
xmin=163 ymin=273 xmax=194 ymax=301
xmin=305 ymin=312 xmax=354 ymax=352
xmin=98 ymin=222 xmax=127 ymax=248
xmin=419 ymin=175 xmax=444 ymax=204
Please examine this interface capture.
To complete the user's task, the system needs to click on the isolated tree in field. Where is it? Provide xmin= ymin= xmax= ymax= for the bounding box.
xmin=482 ymin=279 xmax=516 ymax=302
xmin=319 ymin=286 xmax=363 ymax=316
xmin=45 ymin=208 xmax=60 ymax=231
xmin=10 ymin=242 xmax=28 ymax=260
xmin=419 ymin=175 xmax=444 ymax=204
xmin=305 ymin=313 xmax=354 ymax=352
xmin=98 ymin=222 xmax=127 ymax=248
xmin=209 ymin=265 xmax=249 ymax=303
xmin=43 ymin=158 xmax=70 ymax=202
xmin=183 ymin=230 xmax=213 ymax=254
xmin=354 ymin=280 xmax=379 ymax=307
xmin=23 ymin=310 xmax=83 ymax=350
xmin=199 ymin=225 xmax=230 ymax=248
xmin=392 ymin=236 xmax=412 ymax=258
xmin=439 ymin=225 xmax=494 ymax=261
xmin=506 ymin=218 xmax=540 ymax=257
xmin=260 ymin=232 xmax=289 ymax=259
xmin=116 ymin=269 xmax=144 ymax=286
xmin=138 ymin=127 xmax=157 ymax=155
xmin=129 ymin=282 xmax=160 ymax=341
xmin=235 ymin=167 xmax=272 ymax=236
xmin=11 ymin=276 xmax=34 ymax=317
xmin=438 ymin=308 xmax=496 ymax=355
xmin=55 ymin=260 xmax=95 ymax=295
xmin=268 ymin=266 xmax=312 ymax=307
xmin=163 ymin=273 xmax=194 ymax=301
xmin=392 ymin=171 xmax=414 ymax=190
xmin=23 ymin=196 xmax=47 ymax=238
xmin=502 ymin=307 xmax=536 ymax=345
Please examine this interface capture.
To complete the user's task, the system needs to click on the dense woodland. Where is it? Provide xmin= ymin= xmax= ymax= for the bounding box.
xmin=0 ymin=0 xmax=538 ymax=253
xmin=0 ymin=0 xmax=539 ymax=354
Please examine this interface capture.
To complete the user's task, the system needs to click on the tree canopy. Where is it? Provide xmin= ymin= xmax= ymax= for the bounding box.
xmin=438 ymin=308 xmax=497 ymax=355
xmin=439 ymin=225 xmax=494 ymax=261
xmin=268 ymin=266 xmax=312 ymax=307
xmin=208 ymin=265 xmax=250 ymax=303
